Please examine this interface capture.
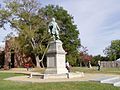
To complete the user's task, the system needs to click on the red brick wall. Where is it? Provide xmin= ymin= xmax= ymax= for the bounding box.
xmin=4 ymin=38 xmax=35 ymax=69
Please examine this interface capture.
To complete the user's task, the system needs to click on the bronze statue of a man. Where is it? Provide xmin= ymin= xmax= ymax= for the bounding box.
xmin=48 ymin=18 xmax=60 ymax=40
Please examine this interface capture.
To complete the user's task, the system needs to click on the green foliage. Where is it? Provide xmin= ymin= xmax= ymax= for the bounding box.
xmin=40 ymin=5 xmax=81 ymax=65
xmin=0 ymin=0 xmax=52 ymax=67
xmin=0 ymin=0 xmax=50 ymax=56
xmin=104 ymin=40 xmax=120 ymax=61
xmin=0 ymin=1 xmax=80 ymax=66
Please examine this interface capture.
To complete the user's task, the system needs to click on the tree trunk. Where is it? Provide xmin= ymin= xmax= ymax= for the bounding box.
xmin=39 ymin=43 xmax=49 ymax=68
xmin=40 ymin=61 xmax=44 ymax=68
xmin=35 ymin=55 xmax=40 ymax=67
xmin=79 ymin=62 xmax=82 ymax=67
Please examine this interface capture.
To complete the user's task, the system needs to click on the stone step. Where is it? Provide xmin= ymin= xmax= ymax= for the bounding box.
xmin=102 ymin=78 xmax=120 ymax=85
xmin=28 ymin=72 xmax=44 ymax=78
xmin=114 ymin=81 xmax=120 ymax=87
xmin=90 ymin=76 xmax=120 ymax=87
xmin=90 ymin=76 xmax=116 ymax=82
xmin=101 ymin=77 xmax=120 ymax=83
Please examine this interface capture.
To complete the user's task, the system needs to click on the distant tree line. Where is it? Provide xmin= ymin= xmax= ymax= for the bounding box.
xmin=104 ymin=40 xmax=120 ymax=61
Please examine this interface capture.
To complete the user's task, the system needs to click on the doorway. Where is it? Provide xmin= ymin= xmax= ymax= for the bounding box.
xmin=10 ymin=50 xmax=14 ymax=68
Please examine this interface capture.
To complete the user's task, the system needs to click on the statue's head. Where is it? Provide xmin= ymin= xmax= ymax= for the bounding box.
xmin=52 ymin=17 xmax=55 ymax=22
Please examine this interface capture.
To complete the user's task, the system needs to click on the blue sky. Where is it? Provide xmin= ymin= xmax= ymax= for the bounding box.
xmin=0 ymin=0 xmax=120 ymax=56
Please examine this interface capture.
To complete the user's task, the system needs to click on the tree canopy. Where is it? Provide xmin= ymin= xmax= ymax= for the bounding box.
xmin=0 ymin=0 xmax=51 ymax=67
xmin=0 ymin=0 xmax=81 ymax=66
xmin=104 ymin=40 xmax=120 ymax=61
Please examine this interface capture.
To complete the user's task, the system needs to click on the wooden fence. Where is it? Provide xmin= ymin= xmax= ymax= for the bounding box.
xmin=101 ymin=61 xmax=120 ymax=68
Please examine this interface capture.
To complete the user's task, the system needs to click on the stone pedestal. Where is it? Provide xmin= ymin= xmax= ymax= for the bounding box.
xmin=44 ymin=40 xmax=68 ymax=74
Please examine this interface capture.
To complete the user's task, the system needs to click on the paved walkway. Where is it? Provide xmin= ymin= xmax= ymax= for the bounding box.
xmin=4 ymin=74 xmax=118 ymax=82
xmin=0 ymin=68 xmax=119 ymax=83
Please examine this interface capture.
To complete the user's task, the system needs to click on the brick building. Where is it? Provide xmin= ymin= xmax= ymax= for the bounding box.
xmin=4 ymin=38 xmax=35 ymax=69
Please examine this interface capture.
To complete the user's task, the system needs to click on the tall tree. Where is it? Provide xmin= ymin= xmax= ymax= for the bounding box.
xmin=104 ymin=40 xmax=120 ymax=61
xmin=40 ymin=5 xmax=81 ymax=65
xmin=0 ymin=0 xmax=50 ymax=67
xmin=0 ymin=1 xmax=81 ymax=67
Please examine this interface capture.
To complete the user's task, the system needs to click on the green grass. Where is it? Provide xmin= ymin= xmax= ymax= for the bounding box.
xmin=0 ymin=72 xmax=120 ymax=90
xmin=0 ymin=72 xmax=23 ymax=79
xmin=71 ymin=67 xmax=120 ymax=74
xmin=0 ymin=79 xmax=120 ymax=90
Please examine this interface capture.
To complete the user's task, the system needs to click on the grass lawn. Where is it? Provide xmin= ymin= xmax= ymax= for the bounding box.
xmin=0 ymin=80 xmax=120 ymax=90
xmin=0 ymin=72 xmax=120 ymax=90
xmin=0 ymin=72 xmax=23 ymax=79
xmin=71 ymin=67 xmax=120 ymax=74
